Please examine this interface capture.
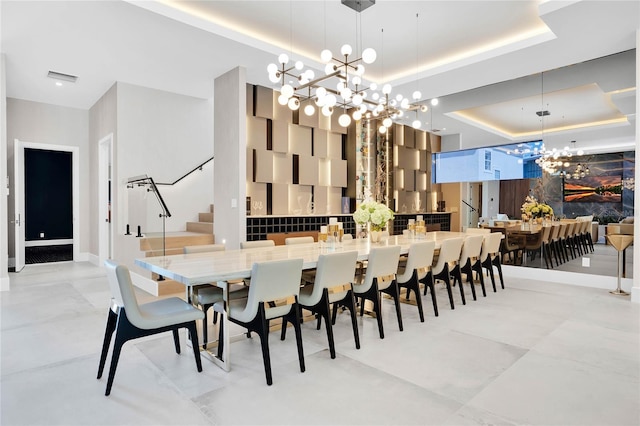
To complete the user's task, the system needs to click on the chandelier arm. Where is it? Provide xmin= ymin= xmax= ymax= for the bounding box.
xmin=295 ymin=70 xmax=341 ymax=91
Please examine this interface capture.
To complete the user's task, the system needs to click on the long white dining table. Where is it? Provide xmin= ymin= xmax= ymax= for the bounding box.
xmin=135 ymin=231 xmax=467 ymax=371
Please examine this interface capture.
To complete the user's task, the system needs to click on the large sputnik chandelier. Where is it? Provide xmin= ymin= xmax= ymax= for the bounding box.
xmin=266 ymin=1 xmax=433 ymax=130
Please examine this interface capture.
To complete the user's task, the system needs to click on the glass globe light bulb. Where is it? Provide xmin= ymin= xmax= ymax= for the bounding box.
xmin=372 ymin=92 xmax=380 ymax=101
xmin=338 ymin=113 xmax=351 ymax=127
xmin=395 ymin=94 xmax=403 ymax=102
xmin=352 ymin=110 xmax=362 ymax=121
xmin=305 ymin=70 xmax=315 ymax=81
xmin=401 ymin=98 xmax=410 ymax=109
xmin=325 ymin=94 xmax=337 ymax=107
xmin=341 ymin=87 xmax=353 ymax=100
xmin=430 ymin=98 xmax=439 ymax=106
xmin=412 ymin=90 xmax=422 ymax=100
xmin=281 ymin=84 xmax=294 ymax=98
xmin=341 ymin=44 xmax=352 ymax=56
xmin=321 ymin=105 xmax=333 ymax=117
xmin=269 ymin=73 xmax=280 ymax=83
xmin=420 ymin=104 xmax=428 ymax=112
xmin=362 ymin=47 xmax=376 ymax=64
xmin=352 ymin=94 xmax=363 ymax=105
xmin=352 ymin=76 xmax=362 ymax=86
xmin=382 ymin=84 xmax=392 ymax=95
xmin=355 ymin=64 xmax=365 ymax=76
xmin=383 ymin=117 xmax=392 ymax=128
xmin=379 ymin=125 xmax=387 ymax=134
xmin=295 ymin=60 xmax=304 ymax=70
xmin=412 ymin=119 xmax=421 ymax=129
xmin=304 ymin=104 xmax=315 ymax=116
xmin=278 ymin=53 xmax=289 ymax=65
xmin=277 ymin=94 xmax=288 ymax=105
xmin=370 ymin=82 xmax=378 ymax=90
xmin=358 ymin=104 xmax=367 ymax=113
xmin=267 ymin=63 xmax=278 ymax=74
xmin=372 ymin=110 xmax=379 ymax=117
xmin=320 ymin=49 xmax=332 ymax=63
xmin=288 ymin=98 xmax=300 ymax=111
xmin=315 ymin=87 xmax=327 ymax=98
xmin=325 ymin=63 xmax=336 ymax=75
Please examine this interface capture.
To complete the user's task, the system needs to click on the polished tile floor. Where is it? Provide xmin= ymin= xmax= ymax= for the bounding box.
xmin=2 ymin=260 xmax=639 ymax=425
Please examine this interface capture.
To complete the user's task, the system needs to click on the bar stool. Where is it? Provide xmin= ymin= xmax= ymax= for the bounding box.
xmin=606 ymin=234 xmax=633 ymax=296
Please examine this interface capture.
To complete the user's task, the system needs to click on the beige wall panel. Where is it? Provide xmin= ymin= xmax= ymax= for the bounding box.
xmin=327 ymin=187 xmax=342 ymax=215
xmin=415 ymin=171 xmax=427 ymax=191
xmin=272 ymin=120 xmax=289 ymax=153
xmin=290 ymin=185 xmax=313 ymax=214
xmin=289 ymin=124 xmax=312 ymax=156
xmin=298 ymin=155 xmax=319 ymax=186
xmin=318 ymin=158 xmax=331 ymax=186
xmin=394 ymin=123 xmax=405 ymax=146
xmin=319 ymin=112 xmax=331 ymax=131
xmin=416 ymin=130 xmax=427 ymax=151
xmin=419 ymin=150 xmax=429 ymax=171
xmin=404 ymin=126 xmax=415 ymax=148
xmin=273 ymin=91 xmax=292 ymax=122
xmin=314 ymin=186 xmax=328 ymax=215
xmin=331 ymin=159 xmax=347 ymax=188
xmin=298 ymin=109 xmax=319 ymax=128
xmin=271 ymin=183 xmax=289 ymax=215
xmin=246 ymin=182 xmax=267 ymax=215
xmin=254 ymin=149 xmax=273 ymax=183
xmin=246 ymin=83 xmax=254 ymax=116
xmin=395 ymin=168 xmax=405 ymax=190
xmin=254 ymin=85 xmax=274 ymax=119
xmin=247 ymin=116 xmax=266 ymax=149
xmin=328 ymin=132 xmax=342 ymax=159
xmin=315 ymin=129 xmax=329 ymax=158
xmin=331 ymin=112 xmax=347 ymax=134
xmin=404 ymin=169 xmax=416 ymax=192
xmin=273 ymin=152 xmax=292 ymax=184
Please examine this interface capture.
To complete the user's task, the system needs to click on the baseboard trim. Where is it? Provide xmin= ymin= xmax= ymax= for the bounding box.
xmin=87 ymin=253 xmax=100 ymax=266
xmin=76 ymin=252 xmax=90 ymax=262
xmin=502 ymin=265 xmax=633 ymax=292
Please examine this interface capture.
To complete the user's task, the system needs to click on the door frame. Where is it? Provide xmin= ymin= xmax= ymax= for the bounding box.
xmin=98 ymin=133 xmax=114 ymax=266
xmin=14 ymin=139 xmax=80 ymax=269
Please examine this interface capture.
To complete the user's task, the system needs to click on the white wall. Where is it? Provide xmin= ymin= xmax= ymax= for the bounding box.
xmin=89 ymin=83 xmax=117 ymax=258
xmin=6 ymin=98 xmax=90 ymax=262
xmin=482 ymin=180 xmax=500 ymax=220
xmin=0 ymin=53 xmax=9 ymax=291
xmin=115 ymin=83 xmax=214 ymax=239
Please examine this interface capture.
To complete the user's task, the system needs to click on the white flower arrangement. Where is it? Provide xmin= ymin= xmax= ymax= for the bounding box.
xmin=353 ymin=200 xmax=394 ymax=231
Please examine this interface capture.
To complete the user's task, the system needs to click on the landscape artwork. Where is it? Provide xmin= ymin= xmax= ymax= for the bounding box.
xmin=563 ymin=175 xmax=622 ymax=203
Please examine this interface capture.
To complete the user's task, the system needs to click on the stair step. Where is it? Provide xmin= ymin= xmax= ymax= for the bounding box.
xmin=144 ymin=248 xmax=184 ymax=257
xmin=139 ymin=232 xmax=214 ymax=251
xmin=187 ymin=222 xmax=213 ymax=234
xmin=198 ymin=212 xmax=214 ymax=223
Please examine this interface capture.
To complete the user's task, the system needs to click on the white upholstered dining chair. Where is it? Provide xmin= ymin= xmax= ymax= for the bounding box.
xmin=396 ymin=241 xmax=436 ymax=322
xmin=214 ymin=258 xmax=305 ymax=385
xmin=97 ymin=260 xmax=204 ymax=396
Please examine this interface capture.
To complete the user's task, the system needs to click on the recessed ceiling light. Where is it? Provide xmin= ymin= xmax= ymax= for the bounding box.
xmin=55 ymin=81 xmax=63 ymax=87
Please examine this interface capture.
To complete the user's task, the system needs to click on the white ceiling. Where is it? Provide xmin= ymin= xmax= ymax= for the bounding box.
xmin=1 ymin=0 xmax=638 ymax=155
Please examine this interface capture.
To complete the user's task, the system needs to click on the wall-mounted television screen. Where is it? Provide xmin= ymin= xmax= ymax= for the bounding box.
xmin=563 ymin=176 xmax=622 ymax=203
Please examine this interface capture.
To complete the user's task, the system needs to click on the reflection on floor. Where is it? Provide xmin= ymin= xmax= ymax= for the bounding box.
xmin=512 ymin=242 xmax=634 ymax=278
xmin=2 ymin=262 xmax=638 ymax=425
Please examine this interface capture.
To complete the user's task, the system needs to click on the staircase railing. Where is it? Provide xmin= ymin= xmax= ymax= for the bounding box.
xmin=155 ymin=156 xmax=214 ymax=186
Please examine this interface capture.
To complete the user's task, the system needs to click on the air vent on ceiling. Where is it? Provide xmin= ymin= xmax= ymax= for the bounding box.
xmin=535 ymin=110 xmax=550 ymax=117
xmin=47 ymin=70 xmax=78 ymax=83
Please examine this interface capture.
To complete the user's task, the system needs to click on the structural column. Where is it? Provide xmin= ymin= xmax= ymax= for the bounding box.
xmin=213 ymin=67 xmax=247 ymax=249
xmin=632 ymin=30 xmax=640 ymax=303
xmin=0 ymin=53 xmax=9 ymax=291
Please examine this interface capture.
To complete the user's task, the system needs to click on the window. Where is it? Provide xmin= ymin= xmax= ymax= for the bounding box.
xmin=484 ymin=150 xmax=492 ymax=171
